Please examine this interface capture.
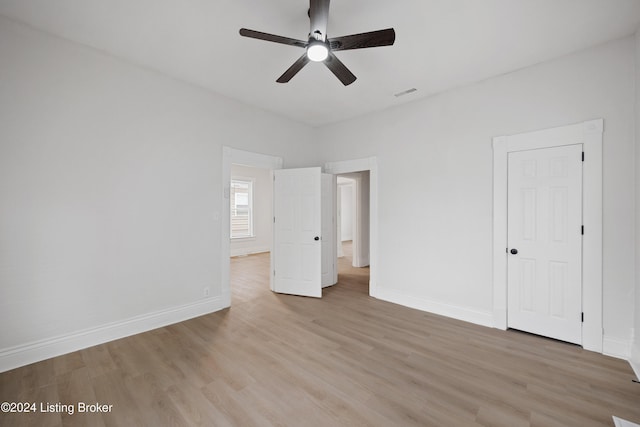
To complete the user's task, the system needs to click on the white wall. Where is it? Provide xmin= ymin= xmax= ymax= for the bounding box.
xmin=230 ymin=164 xmax=272 ymax=257
xmin=0 ymin=16 xmax=316 ymax=371
xmin=339 ymin=183 xmax=354 ymax=241
xmin=633 ymin=29 xmax=640 ymax=374
xmin=316 ymin=36 xmax=636 ymax=358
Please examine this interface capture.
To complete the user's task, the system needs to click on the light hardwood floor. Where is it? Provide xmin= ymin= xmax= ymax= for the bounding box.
xmin=1 ymin=245 xmax=639 ymax=426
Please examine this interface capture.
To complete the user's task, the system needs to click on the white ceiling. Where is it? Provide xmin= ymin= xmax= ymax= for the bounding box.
xmin=1 ymin=0 xmax=639 ymax=126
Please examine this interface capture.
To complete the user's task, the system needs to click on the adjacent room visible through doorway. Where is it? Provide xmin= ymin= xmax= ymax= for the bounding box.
xmin=336 ymin=172 xmax=370 ymax=295
xmin=229 ymin=163 xmax=273 ymax=305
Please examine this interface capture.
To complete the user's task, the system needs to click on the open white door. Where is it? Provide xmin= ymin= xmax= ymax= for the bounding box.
xmin=273 ymin=167 xmax=322 ymax=298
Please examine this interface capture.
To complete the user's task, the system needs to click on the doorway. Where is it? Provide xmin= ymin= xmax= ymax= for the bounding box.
xmin=337 ymin=172 xmax=370 ymax=269
xmin=229 ymin=163 xmax=274 ymax=304
xmin=325 ymin=156 xmax=378 ymax=297
xmin=221 ymin=147 xmax=283 ymax=307
xmin=336 ymin=172 xmax=371 ymax=295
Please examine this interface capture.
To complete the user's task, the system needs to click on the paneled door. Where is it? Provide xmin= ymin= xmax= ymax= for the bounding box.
xmin=273 ymin=167 xmax=323 ymax=298
xmin=507 ymin=144 xmax=583 ymax=344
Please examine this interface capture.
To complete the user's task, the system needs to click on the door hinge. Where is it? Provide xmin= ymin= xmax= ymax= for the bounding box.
xmin=581 ymin=225 xmax=584 ymax=235
xmin=581 ymin=312 xmax=584 ymax=322
xmin=273 ymin=216 xmax=276 ymax=223
xmin=582 ymin=152 xmax=585 ymax=162
xmin=273 ymin=270 xmax=276 ymax=277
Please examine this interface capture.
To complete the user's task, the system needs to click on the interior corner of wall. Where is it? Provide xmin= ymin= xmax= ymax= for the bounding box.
xmin=602 ymin=335 xmax=633 ymax=360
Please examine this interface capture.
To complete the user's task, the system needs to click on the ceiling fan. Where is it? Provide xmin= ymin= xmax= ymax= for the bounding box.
xmin=239 ymin=0 xmax=395 ymax=86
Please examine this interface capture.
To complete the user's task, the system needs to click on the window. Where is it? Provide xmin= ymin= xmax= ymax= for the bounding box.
xmin=230 ymin=178 xmax=253 ymax=238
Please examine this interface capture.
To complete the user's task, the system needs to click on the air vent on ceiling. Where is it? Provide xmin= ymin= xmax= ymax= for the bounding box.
xmin=394 ymin=88 xmax=417 ymax=97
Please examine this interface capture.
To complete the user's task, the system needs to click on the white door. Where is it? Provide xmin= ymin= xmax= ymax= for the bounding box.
xmin=507 ymin=144 xmax=583 ymax=344
xmin=273 ymin=167 xmax=322 ymax=298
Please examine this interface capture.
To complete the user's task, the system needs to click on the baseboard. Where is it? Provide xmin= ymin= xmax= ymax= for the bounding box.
xmin=630 ymin=341 xmax=640 ymax=380
xmin=375 ymin=288 xmax=494 ymax=328
xmin=229 ymin=246 xmax=270 ymax=257
xmin=603 ymin=335 xmax=632 ymax=360
xmin=0 ymin=296 xmax=226 ymax=373
xmin=630 ymin=359 xmax=640 ymax=380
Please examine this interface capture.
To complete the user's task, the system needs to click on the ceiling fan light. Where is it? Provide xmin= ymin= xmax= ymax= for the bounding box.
xmin=307 ymin=42 xmax=328 ymax=62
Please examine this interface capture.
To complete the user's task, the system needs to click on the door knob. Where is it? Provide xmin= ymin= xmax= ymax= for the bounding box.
xmin=314 ymin=236 xmax=320 ymax=241
xmin=510 ymin=248 xmax=518 ymax=255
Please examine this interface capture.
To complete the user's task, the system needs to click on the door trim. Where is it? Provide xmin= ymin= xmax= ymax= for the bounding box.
xmin=324 ymin=157 xmax=378 ymax=297
xmin=492 ymin=119 xmax=603 ymax=353
xmin=221 ymin=147 xmax=283 ymax=307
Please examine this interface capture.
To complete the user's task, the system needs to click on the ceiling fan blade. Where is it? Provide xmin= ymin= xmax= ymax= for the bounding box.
xmin=329 ymin=28 xmax=395 ymax=51
xmin=310 ymin=0 xmax=330 ymax=41
xmin=276 ymin=53 xmax=311 ymax=83
xmin=324 ymin=52 xmax=356 ymax=86
xmin=239 ymin=28 xmax=308 ymax=48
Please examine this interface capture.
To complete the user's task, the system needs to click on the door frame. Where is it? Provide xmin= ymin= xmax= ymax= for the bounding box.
xmin=221 ymin=147 xmax=283 ymax=307
xmin=321 ymin=173 xmax=338 ymax=288
xmin=324 ymin=157 xmax=378 ymax=297
xmin=492 ymin=119 xmax=603 ymax=353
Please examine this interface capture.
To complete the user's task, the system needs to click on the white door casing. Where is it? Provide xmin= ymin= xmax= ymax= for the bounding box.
xmin=492 ymin=119 xmax=603 ymax=353
xmin=322 ymin=173 xmax=337 ymax=287
xmin=336 ymin=185 xmax=344 ymax=258
xmin=507 ymin=144 xmax=583 ymax=344
xmin=273 ymin=167 xmax=322 ymax=298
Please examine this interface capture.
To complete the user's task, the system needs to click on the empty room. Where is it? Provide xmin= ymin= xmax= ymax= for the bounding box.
xmin=1 ymin=0 xmax=640 ymax=426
